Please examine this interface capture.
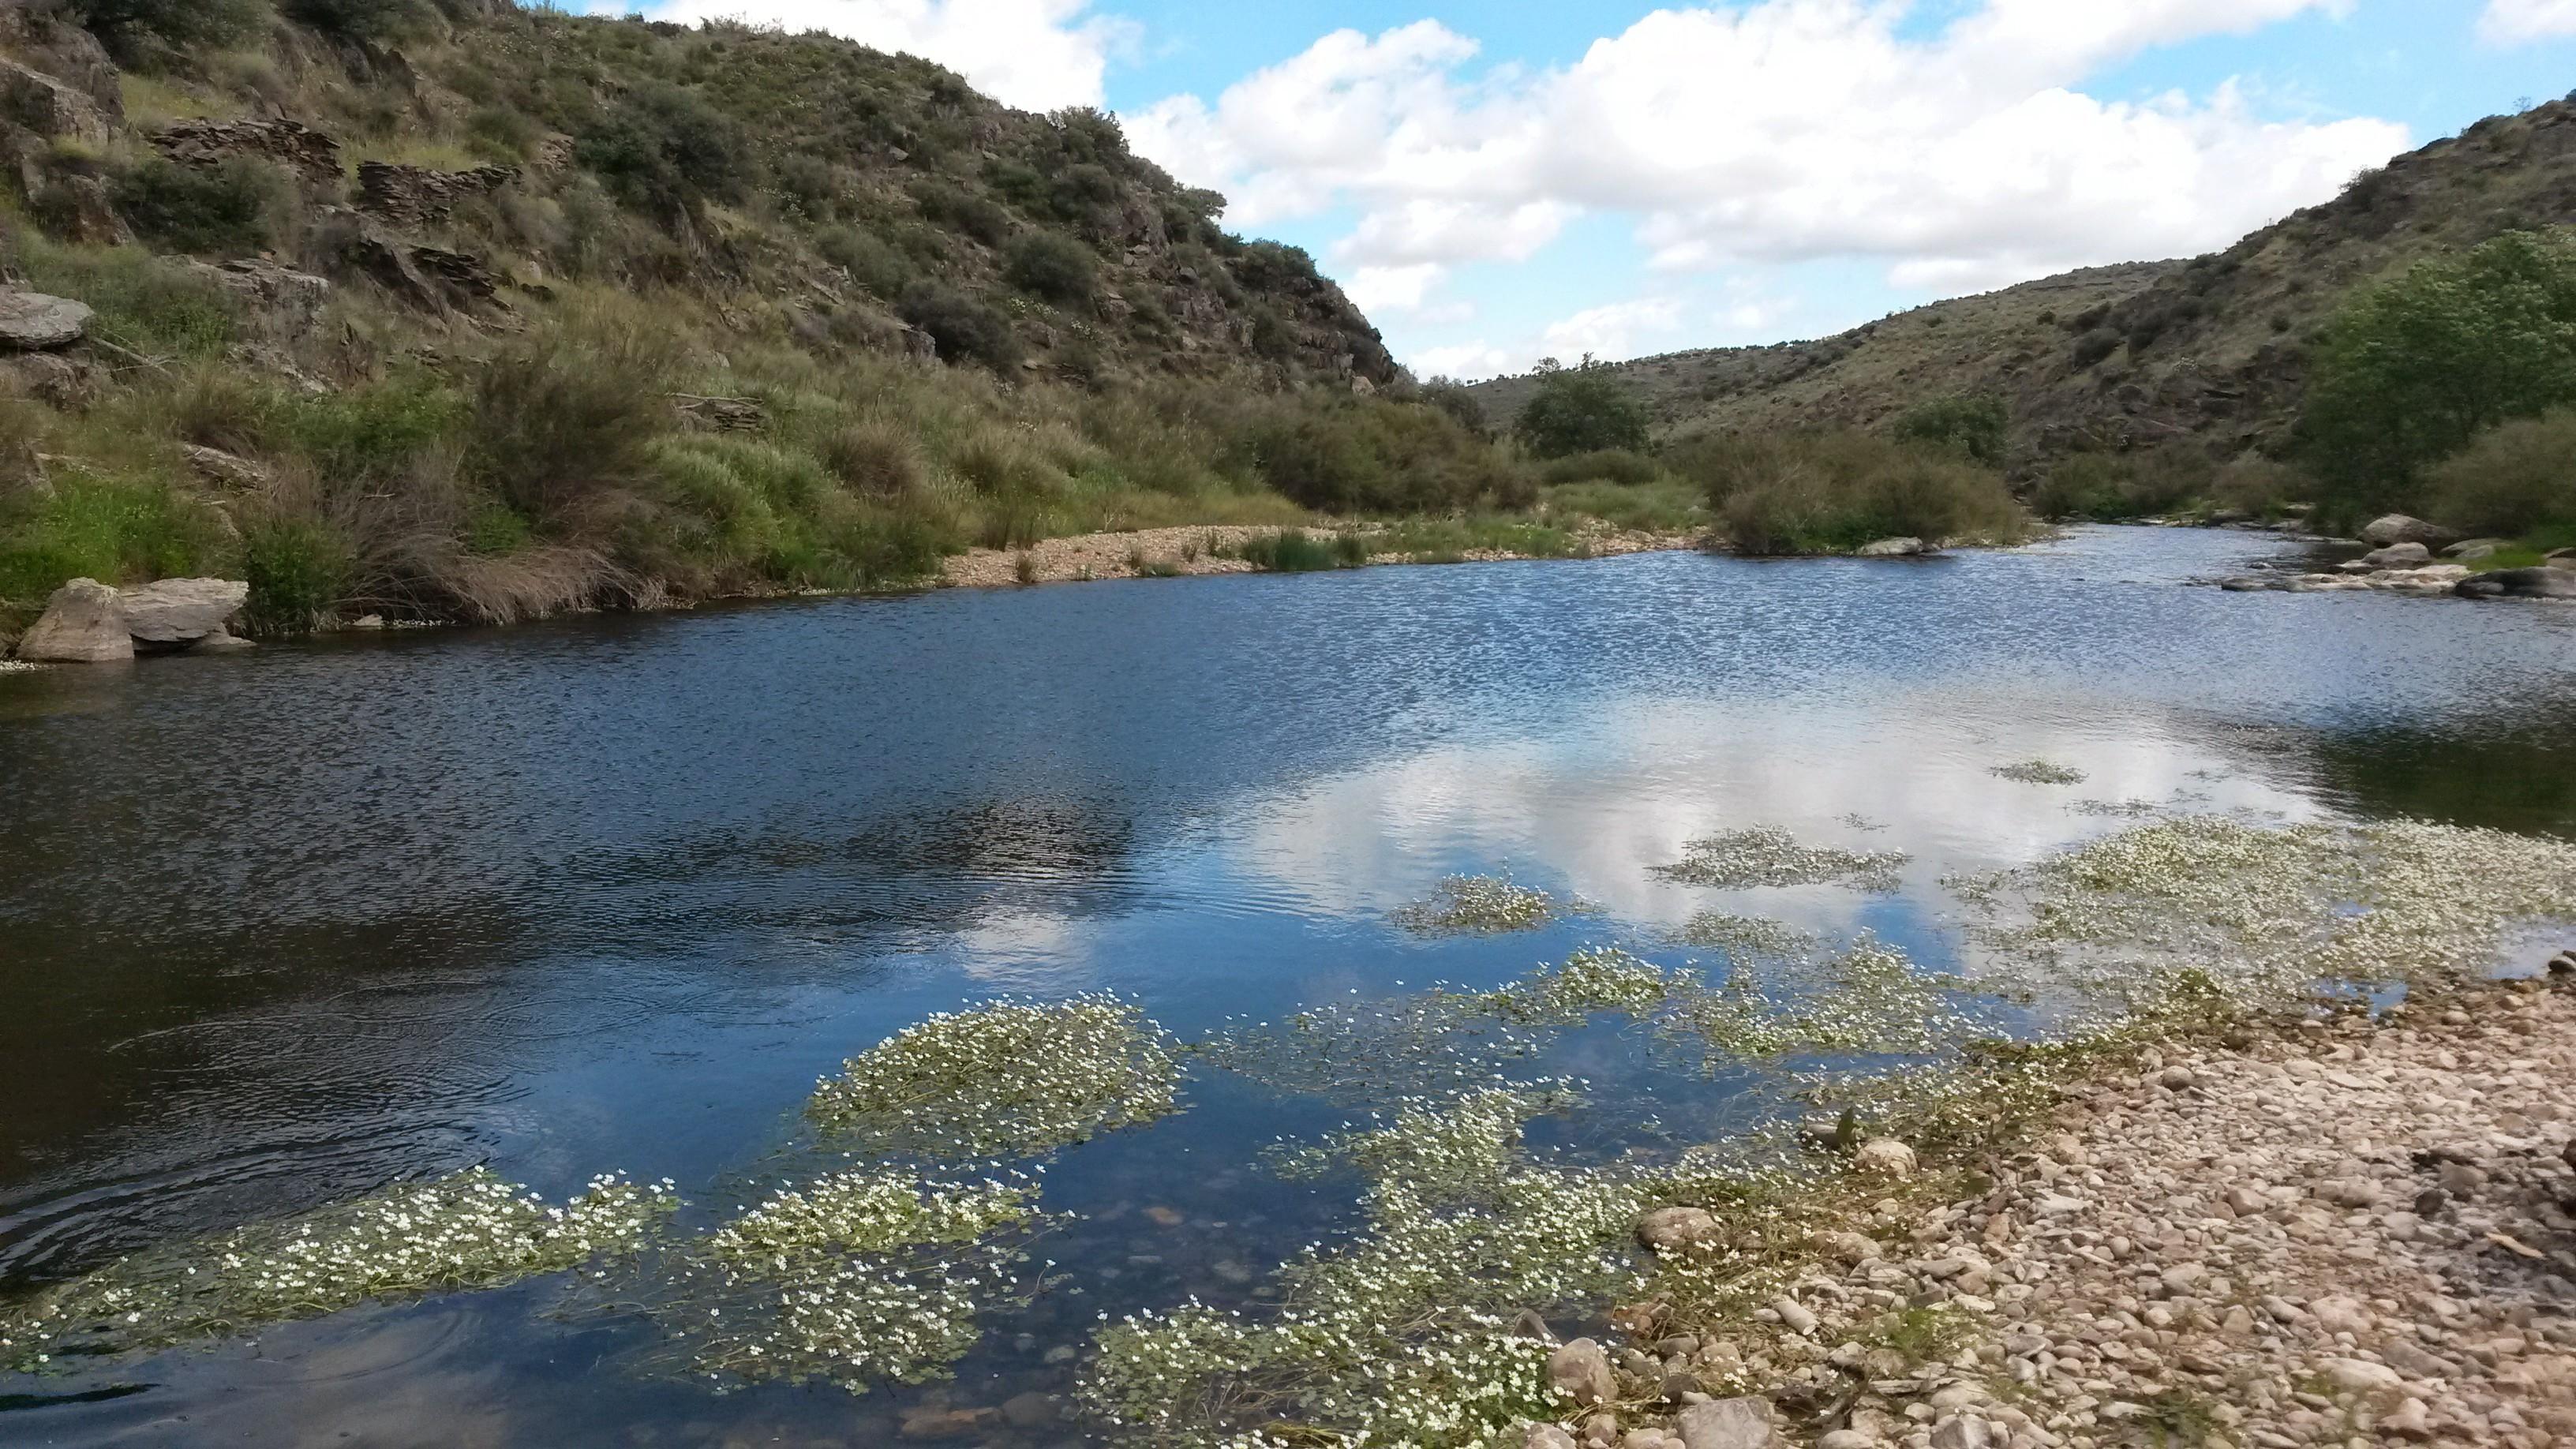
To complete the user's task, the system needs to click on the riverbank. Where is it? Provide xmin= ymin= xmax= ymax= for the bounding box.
xmin=1537 ymin=966 xmax=2576 ymax=1449
xmin=937 ymin=522 xmax=1705 ymax=589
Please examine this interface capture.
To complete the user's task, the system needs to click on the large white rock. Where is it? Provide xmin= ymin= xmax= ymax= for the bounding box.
xmin=14 ymin=578 xmax=130 ymax=662
xmin=2359 ymin=514 xmax=2459 ymax=549
xmin=120 ymin=578 xmax=249 ymax=650
xmin=1855 ymin=536 xmax=1930 ymax=557
xmin=1544 ymin=1339 xmax=1616 ymax=1408
xmin=1677 ymin=1396 xmax=1779 ymax=1449
xmin=0 ymin=290 xmax=95 ymax=351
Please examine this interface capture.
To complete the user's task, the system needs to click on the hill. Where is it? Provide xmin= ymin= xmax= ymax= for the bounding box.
xmin=1470 ymin=95 xmax=2576 ymax=470
xmin=0 ymin=0 xmax=1455 ymax=639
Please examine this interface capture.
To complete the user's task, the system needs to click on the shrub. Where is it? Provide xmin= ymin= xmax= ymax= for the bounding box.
xmin=2424 ymin=409 xmax=2576 ymax=538
xmin=813 ymin=225 xmax=909 ymax=299
xmin=818 ymin=419 xmax=926 ymax=496
xmin=2301 ymin=229 xmax=2576 ymax=519
xmin=466 ymin=305 xmax=680 ymax=523
xmin=2071 ymin=328 xmax=2123 ymax=368
xmin=110 ymin=157 xmax=290 ymax=256
xmin=0 ymin=474 xmax=223 ymax=602
xmin=2209 ymin=456 xmax=2313 ymax=519
xmin=1003 ymin=232 xmax=1096 ymax=306
xmin=1235 ymin=529 xmax=1368 ymax=572
xmin=1245 ymin=397 xmax=1533 ymax=515
xmin=1415 ymin=378 xmax=1487 ymax=436
xmin=1513 ymin=362 xmax=1650 ymax=459
xmin=2027 ymin=445 xmax=2212 ymax=522
xmin=1890 ymin=395 xmax=2009 ymax=467
xmin=908 ymin=182 xmax=1011 ymax=246
xmin=1536 ymin=448 xmax=1663 ymax=486
xmin=1672 ymin=430 xmax=2033 ymax=554
xmin=66 ymin=0 xmax=267 ymax=60
xmin=578 ymin=81 xmax=746 ymax=215
xmin=239 ymin=515 xmax=350 ymax=635
xmin=279 ymin=0 xmax=427 ymax=41
xmin=899 ymin=283 xmax=1020 ymax=372
xmin=279 ymin=373 xmax=467 ymax=482
xmin=465 ymin=106 xmax=543 ymax=165
xmin=17 ymin=242 xmax=236 ymax=358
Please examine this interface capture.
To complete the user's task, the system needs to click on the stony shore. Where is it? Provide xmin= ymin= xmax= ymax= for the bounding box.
xmin=936 ymin=524 xmax=1702 ymax=589
xmin=1538 ymin=966 xmax=2576 ymax=1449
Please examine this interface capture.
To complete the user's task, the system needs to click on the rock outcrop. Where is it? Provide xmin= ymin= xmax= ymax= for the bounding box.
xmin=2361 ymin=514 xmax=2463 ymax=549
xmin=150 ymin=118 xmax=343 ymax=185
xmin=1854 ymin=537 xmax=1932 ymax=558
xmin=15 ymin=578 xmax=130 ymax=661
xmin=10 ymin=576 xmax=250 ymax=662
xmin=0 ymin=57 xmax=111 ymax=146
xmin=2457 ymin=566 xmax=2576 ymax=601
xmin=356 ymin=159 xmax=520 ymax=227
xmin=0 ymin=289 xmax=92 ymax=350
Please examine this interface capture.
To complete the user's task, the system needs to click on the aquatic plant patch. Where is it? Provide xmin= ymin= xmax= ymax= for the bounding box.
xmin=1199 ymin=949 xmax=1695 ymax=1103
xmin=1653 ymin=826 xmax=1908 ymax=892
xmin=1667 ymin=935 xmax=1971 ymax=1067
xmin=1269 ymin=1082 xmax=1584 ymax=1202
xmin=1672 ymin=910 xmax=1815 ymax=960
xmin=1390 ymin=874 xmax=1579 ymax=934
xmin=1990 ymin=758 xmax=2087 ymax=785
xmin=0 ymin=1169 xmax=676 ymax=1372
xmin=638 ymin=1166 xmax=1047 ymax=1394
xmin=805 ymin=994 xmax=1181 ymax=1161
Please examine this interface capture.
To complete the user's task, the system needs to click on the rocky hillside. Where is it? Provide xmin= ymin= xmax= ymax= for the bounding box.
xmin=1472 ymin=95 xmax=2576 ymax=467
xmin=0 ymin=0 xmax=1393 ymax=389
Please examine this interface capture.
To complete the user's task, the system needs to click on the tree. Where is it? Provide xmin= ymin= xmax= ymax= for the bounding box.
xmin=1891 ymin=394 xmax=2009 ymax=467
xmin=2300 ymin=230 xmax=2576 ymax=517
xmin=1512 ymin=359 xmax=1649 ymax=459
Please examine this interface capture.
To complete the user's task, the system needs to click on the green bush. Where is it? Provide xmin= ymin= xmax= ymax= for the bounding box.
xmin=1245 ymin=397 xmax=1533 ymax=515
xmin=279 ymin=374 xmax=468 ymax=481
xmin=578 ymin=81 xmax=747 ymax=214
xmin=279 ymin=0 xmax=427 ymax=41
xmin=909 ymin=182 xmax=1012 ymax=246
xmin=0 ymin=475 xmax=219 ymax=602
xmin=814 ymin=225 xmax=910 ymax=299
xmin=66 ymin=0 xmax=267 ymax=60
xmin=1003 ymin=232 xmax=1097 ymax=306
xmin=110 ymin=157 xmax=290 ymax=257
xmin=1514 ymin=362 xmax=1650 ymax=459
xmin=2301 ymin=229 xmax=2576 ymax=519
xmin=818 ymin=420 xmax=926 ymax=496
xmin=1235 ymin=528 xmax=1368 ymax=572
xmin=240 ymin=515 xmax=350 ymax=636
xmin=1890 ymin=395 xmax=2009 ymax=467
xmin=466 ymin=305 xmax=680 ymax=522
xmin=2424 ymin=409 xmax=2576 ymax=538
xmin=1536 ymin=448 xmax=1663 ymax=486
xmin=2027 ymin=446 xmax=2212 ymax=521
xmin=1672 ymin=430 xmax=2033 ymax=555
xmin=1414 ymin=379 xmax=1488 ymax=437
xmin=899 ymin=283 xmax=1020 ymax=372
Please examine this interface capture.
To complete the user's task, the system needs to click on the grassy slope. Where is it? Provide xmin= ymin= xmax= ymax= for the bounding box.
xmin=1469 ymin=97 xmax=2576 ymax=470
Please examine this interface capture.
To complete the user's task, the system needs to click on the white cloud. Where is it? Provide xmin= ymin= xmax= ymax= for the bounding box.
xmin=2481 ymin=0 xmax=2576 ymax=43
xmin=1125 ymin=0 xmax=2409 ymax=365
xmin=1540 ymin=297 xmax=1686 ymax=364
xmin=627 ymin=0 xmax=1131 ymax=111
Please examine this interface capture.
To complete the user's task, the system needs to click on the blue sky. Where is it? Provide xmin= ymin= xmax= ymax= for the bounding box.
xmin=603 ymin=2 xmax=2576 ymax=376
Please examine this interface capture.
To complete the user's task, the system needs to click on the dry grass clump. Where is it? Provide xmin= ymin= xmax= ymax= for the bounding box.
xmin=0 ymin=1168 xmax=676 ymax=1372
xmin=804 ymin=994 xmax=1181 ymax=1161
xmin=1391 ymin=874 xmax=1569 ymax=935
xmin=1653 ymin=826 xmax=1909 ymax=892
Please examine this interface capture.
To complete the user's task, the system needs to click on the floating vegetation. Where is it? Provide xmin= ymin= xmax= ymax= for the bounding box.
xmin=1270 ymin=1083 xmax=1583 ymax=1202
xmin=1653 ymin=826 xmax=1908 ymax=893
xmin=1960 ymin=816 xmax=2576 ymax=1016
xmin=1200 ymin=949 xmax=1694 ymax=1103
xmin=2070 ymin=797 xmax=2162 ymax=818
xmin=805 ymin=994 xmax=1181 ymax=1161
xmin=1391 ymin=874 xmax=1581 ymax=935
xmin=0 ymin=1169 xmax=675 ymax=1372
xmin=1668 ymin=935 xmax=1970 ymax=1067
xmin=1672 ymin=910 xmax=1815 ymax=960
xmin=1084 ymin=1089 xmax=1651 ymax=1447
xmin=635 ymin=1166 xmax=1047 ymax=1394
xmin=1991 ymin=758 xmax=2087 ymax=785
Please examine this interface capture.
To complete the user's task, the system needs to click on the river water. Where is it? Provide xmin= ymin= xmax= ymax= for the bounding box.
xmin=2 ymin=527 xmax=2573 ymax=1446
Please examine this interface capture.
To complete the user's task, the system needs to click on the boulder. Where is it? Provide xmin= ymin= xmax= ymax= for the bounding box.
xmin=2360 ymin=514 xmax=2461 ymax=549
xmin=1545 ymin=1339 xmax=1616 ymax=1408
xmin=181 ymin=260 xmax=333 ymax=338
xmin=2443 ymin=537 xmax=2508 ymax=559
xmin=2457 ymin=567 xmax=2576 ymax=601
xmin=14 ymin=578 xmax=129 ymax=662
xmin=1854 ymin=536 xmax=1930 ymax=557
xmin=1853 ymin=1137 xmax=1919 ymax=1178
xmin=0 ymin=289 xmax=93 ymax=350
xmin=2549 ymin=548 xmax=2575 ymax=569
xmin=1676 ymin=1396 xmax=1778 ymax=1449
xmin=119 ymin=578 xmax=247 ymax=650
xmin=1929 ymin=1417 xmax=2001 ymax=1449
xmin=1636 ymin=1206 xmax=1721 ymax=1254
xmin=1523 ymin=1428 xmax=1578 ymax=1449
xmin=2359 ymin=542 xmax=2431 ymax=568
xmin=0 ymin=58 xmax=113 ymax=145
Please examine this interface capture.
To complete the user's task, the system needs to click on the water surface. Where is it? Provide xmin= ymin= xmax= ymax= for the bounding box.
xmin=3 ymin=526 xmax=2573 ymax=1445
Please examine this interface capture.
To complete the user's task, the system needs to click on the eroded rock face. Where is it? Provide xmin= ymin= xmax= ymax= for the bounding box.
xmin=0 ymin=289 xmax=94 ymax=350
xmin=0 ymin=58 xmax=112 ymax=146
xmin=181 ymin=260 xmax=333 ymax=338
xmin=14 ymin=578 xmax=131 ymax=662
xmin=120 ymin=578 xmax=249 ymax=650
xmin=150 ymin=118 xmax=343 ymax=185
xmin=2457 ymin=567 xmax=2576 ymax=601
xmin=356 ymin=159 xmax=521 ymax=228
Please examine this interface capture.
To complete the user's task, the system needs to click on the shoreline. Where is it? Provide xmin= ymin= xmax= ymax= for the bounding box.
xmin=1540 ymin=966 xmax=2576 ymax=1449
xmin=934 ymin=522 xmax=1705 ymax=590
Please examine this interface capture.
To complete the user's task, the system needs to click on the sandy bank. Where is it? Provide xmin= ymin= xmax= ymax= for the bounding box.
xmin=938 ymin=524 xmax=1703 ymax=589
